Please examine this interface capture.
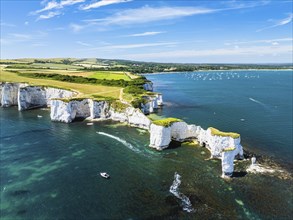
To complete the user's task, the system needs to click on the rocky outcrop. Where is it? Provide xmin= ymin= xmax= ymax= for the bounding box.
xmin=89 ymin=100 xmax=110 ymax=119
xmin=149 ymin=124 xmax=171 ymax=150
xmin=143 ymin=82 xmax=153 ymax=91
xmin=51 ymin=99 xmax=109 ymax=123
xmin=18 ymin=86 xmax=75 ymax=111
xmin=50 ymin=99 xmax=152 ymax=129
xmin=0 ymin=82 xmax=75 ymax=110
xmin=126 ymin=107 xmax=151 ymax=129
xmin=50 ymin=99 xmax=76 ymax=123
xmin=1 ymin=82 xmax=19 ymax=107
xmin=149 ymin=121 xmax=243 ymax=177
xmin=141 ymin=93 xmax=163 ymax=114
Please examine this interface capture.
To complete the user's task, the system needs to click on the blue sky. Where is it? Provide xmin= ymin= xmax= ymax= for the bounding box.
xmin=1 ymin=0 xmax=292 ymax=63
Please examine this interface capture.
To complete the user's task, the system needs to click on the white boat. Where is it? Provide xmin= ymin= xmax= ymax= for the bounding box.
xmin=100 ymin=172 xmax=110 ymax=179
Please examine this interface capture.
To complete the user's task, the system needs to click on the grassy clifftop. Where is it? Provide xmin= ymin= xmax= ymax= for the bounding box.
xmin=153 ymin=118 xmax=182 ymax=127
xmin=209 ymin=127 xmax=240 ymax=139
xmin=0 ymin=59 xmax=147 ymax=100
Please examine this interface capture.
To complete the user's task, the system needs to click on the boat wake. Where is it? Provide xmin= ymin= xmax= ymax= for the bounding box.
xmin=249 ymin=97 xmax=266 ymax=106
xmin=96 ymin=132 xmax=141 ymax=153
xmin=169 ymin=172 xmax=194 ymax=213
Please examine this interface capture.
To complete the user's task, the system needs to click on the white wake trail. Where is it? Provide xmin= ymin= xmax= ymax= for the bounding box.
xmin=249 ymin=97 xmax=265 ymax=105
xmin=96 ymin=132 xmax=141 ymax=153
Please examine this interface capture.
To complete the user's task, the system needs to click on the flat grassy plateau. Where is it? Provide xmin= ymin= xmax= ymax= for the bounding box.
xmin=0 ymin=61 xmax=140 ymax=99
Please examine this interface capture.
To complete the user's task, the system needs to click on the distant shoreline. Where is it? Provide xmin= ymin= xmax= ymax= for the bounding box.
xmin=142 ymin=69 xmax=293 ymax=75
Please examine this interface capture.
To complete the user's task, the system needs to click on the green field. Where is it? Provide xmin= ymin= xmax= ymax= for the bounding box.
xmin=89 ymin=71 xmax=131 ymax=81
xmin=0 ymin=66 xmax=121 ymax=98
xmin=30 ymin=63 xmax=84 ymax=70
xmin=0 ymin=59 xmax=148 ymax=104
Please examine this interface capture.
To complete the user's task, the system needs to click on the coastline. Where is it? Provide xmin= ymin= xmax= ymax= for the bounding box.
xmin=142 ymin=68 xmax=293 ymax=75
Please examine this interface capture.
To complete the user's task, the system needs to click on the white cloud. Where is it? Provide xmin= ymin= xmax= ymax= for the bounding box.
xmin=35 ymin=0 xmax=85 ymax=13
xmin=61 ymin=0 xmax=85 ymax=7
xmin=225 ymin=38 xmax=293 ymax=45
xmin=76 ymin=41 xmax=92 ymax=47
xmin=127 ymin=31 xmax=165 ymax=37
xmin=37 ymin=11 xmax=61 ymax=20
xmin=81 ymin=0 xmax=132 ymax=10
xmin=223 ymin=0 xmax=270 ymax=10
xmin=32 ymin=0 xmax=85 ymax=20
xmin=35 ymin=1 xmax=60 ymax=14
xmin=1 ymin=32 xmax=47 ymax=45
xmin=80 ymin=42 xmax=178 ymax=51
xmin=257 ymin=13 xmax=293 ymax=32
xmin=0 ymin=22 xmax=16 ymax=27
xmin=84 ymin=6 xmax=216 ymax=26
xmin=70 ymin=23 xmax=85 ymax=32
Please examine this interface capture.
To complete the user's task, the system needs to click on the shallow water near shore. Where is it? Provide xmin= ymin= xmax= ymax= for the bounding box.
xmin=1 ymin=70 xmax=293 ymax=219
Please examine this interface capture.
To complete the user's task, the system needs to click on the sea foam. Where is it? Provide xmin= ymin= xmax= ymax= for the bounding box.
xmin=97 ymin=132 xmax=141 ymax=153
xmin=169 ymin=172 xmax=194 ymax=213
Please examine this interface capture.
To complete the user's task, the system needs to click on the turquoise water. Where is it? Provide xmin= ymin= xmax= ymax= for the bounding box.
xmin=1 ymin=70 xmax=292 ymax=219
xmin=146 ymin=70 xmax=293 ymax=164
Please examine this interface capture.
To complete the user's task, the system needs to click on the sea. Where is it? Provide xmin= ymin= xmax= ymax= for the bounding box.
xmin=0 ymin=70 xmax=292 ymax=219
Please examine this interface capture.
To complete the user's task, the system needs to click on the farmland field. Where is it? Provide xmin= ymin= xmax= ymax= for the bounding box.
xmin=89 ymin=71 xmax=131 ymax=81
xmin=0 ymin=66 xmax=121 ymax=98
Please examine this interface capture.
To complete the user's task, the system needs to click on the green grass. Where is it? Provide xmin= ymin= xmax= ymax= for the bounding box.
xmin=30 ymin=63 xmax=84 ymax=70
xmin=152 ymin=118 xmax=182 ymax=127
xmin=222 ymin=147 xmax=236 ymax=152
xmin=110 ymin=101 xmax=130 ymax=112
xmin=209 ymin=127 xmax=240 ymax=139
xmin=0 ymin=66 xmax=121 ymax=99
xmin=89 ymin=71 xmax=131 ymax=81
xmin=52 ymin=95 xmax=115 ymax=103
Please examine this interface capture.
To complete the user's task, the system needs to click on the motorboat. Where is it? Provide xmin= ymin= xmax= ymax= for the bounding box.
xmin=100 ymin=172 xmax=110 ymax=179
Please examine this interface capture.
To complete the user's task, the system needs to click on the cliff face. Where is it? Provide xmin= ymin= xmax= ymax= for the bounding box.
xmin=50 ymin=99 xmax=152 ymax=129
xmin=141 ymin=94 xmax=163 ymax=114
xmin=149 ymin=122 xmax=243 ymax=177
xmin=143 ymin=82 xmax=153 ymax=91
xmin=89 ymin=100 xmax=110 ymax=119
xmin=1 ymin=82 xmax=19 ymax=107
xmin=18 ymin=85 xmax=47 ymax=110
xmin=51 ymin=99 xmax=110 ymax=123
xmin=1 ymin=81 xmax=243 ymax=177
xmin=0 ymin=82 xmax=75 ymax=110
xmin=50 ymin=99 xmax=76 ymax=123
xmin=149 ymin=124 xmax=171 ymax=150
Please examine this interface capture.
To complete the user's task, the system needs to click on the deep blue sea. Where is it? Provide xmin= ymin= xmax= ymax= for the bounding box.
xmin=0 ymin=70 xmax=292 ymax=219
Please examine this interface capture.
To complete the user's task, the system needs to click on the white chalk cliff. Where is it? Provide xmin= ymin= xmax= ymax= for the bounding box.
xmin=1 ymin=82 xmax=19 ymax=107
xmin=0 ymin=82 xmax=75 ymax=110
xmin=143 ymin=82 xmax=153 ymax=91
xmin=149 ymin=122 xmax=243 ymax=177
xmin=141 ymin=93 xmax=163 ymax=114
xmin=50 ymin=99 xmax=152 ymax=129
xmin=1 ymin=81 xmax=244 ymax=177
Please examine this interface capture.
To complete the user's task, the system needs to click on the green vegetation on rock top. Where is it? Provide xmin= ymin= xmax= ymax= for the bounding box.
xmin=110 ymin=101 xmax=130 ymax=112
xmin=153 ymin=118 xmax=182 ymax=127
xmin=209 ymin=127 xmax=240 ymax=139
